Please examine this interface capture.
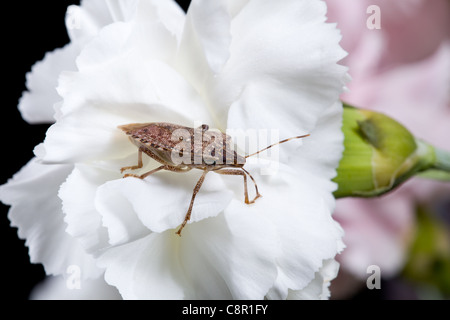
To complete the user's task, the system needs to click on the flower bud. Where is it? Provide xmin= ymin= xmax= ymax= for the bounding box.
xmin=334 ymin=105 xmax=450 ymax=198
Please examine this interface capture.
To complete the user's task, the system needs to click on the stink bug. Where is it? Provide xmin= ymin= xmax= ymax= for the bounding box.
xmin=119 ymin=123 xmax=309 ymax=236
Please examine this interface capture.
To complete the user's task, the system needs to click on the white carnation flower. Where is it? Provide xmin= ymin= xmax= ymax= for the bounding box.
xmin=1 ymin=0 xmax=348 ymax=299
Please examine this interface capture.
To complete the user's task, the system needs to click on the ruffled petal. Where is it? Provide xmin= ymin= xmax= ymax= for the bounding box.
xmin=227 ymin=99 xmax=345 ymax=236
xmin=150 ymin=0 xmax=186 ymax=41
xmin=67 ymin=0 xmax=185 ymax=48
xmin=95 ymin=179 xmax=150 ymax=247
xmin=18 ymin=44 xmax=78 ymax=124
xmin=75 ymin=1 xmax=182 ymax=70
xmin=59 ymin=164 xmax=116 ymax=254
xmin=180 ymin=202 xmax=278 ymax=300
xmin=98 ymin=201 xmax=277 ymax=299
xmin=287 ymin=259 xmax=340 ymax=300
xmin=66 ymin=0 xmax=137 ymax=47
xmin=18 ymin=0 xmax=154 ymax=125
xmin=216 ymin=0 xmax=348 ymax=128
xmin=236 ymin=162 xmax=344 ymax=299
xmin=38 ymin=41 xmax=212 ymax=164
xmin=175 ymin=0 xmax=232 ymax=96
xmin=288 ymin=102 xmax=345 ymax=211
xmin=0 ymin=159 xmax=102 ymax=279
xmin=225 ymin=0 xmax=251 ymax=19
xmin=98 ymin=233 xmax=187 ymax=299
xmin=96 ymin=170 xmax=233 ymax=237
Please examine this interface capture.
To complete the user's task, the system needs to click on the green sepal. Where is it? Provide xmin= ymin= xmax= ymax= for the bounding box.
xmin=334 ymin=104 xmax=449 ymax=198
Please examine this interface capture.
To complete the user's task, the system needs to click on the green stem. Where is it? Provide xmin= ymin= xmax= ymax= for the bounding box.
xmin=434 ymin=147 xmax=450 ymax=172
xmin=417 ymin=146 xmax=450 ymax=181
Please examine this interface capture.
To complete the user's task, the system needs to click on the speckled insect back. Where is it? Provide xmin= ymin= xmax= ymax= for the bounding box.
xmin=119 ymin=123 xmax=245 ymax=168
xmin=119 ymin=123 xmax=309 ymax=236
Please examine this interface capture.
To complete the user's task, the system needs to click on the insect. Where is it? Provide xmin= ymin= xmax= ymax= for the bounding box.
xmin=118 ymin=123 xmax=310 ymax=236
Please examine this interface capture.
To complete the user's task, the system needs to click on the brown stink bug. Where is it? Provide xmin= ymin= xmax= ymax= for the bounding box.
xmin=118 ymin=123 xmax=310 ymax=236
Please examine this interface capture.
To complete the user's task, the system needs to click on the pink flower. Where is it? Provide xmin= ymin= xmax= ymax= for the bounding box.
xmin=325 ymin=0 xmax=450 ymax=297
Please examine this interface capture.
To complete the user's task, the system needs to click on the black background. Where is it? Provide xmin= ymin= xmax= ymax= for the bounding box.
xmin=2 ymin=0 xmax=78 ymax=300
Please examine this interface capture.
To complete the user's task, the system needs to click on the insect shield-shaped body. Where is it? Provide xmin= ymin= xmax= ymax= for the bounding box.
xmin=119 ymin=122 xmax=309 ymax=236
xmin=119 ymin=123 xmax=245 ymax=169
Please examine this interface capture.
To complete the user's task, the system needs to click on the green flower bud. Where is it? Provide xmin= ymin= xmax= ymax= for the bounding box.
xmin=334 ymin=104 xmax=450 ymax=198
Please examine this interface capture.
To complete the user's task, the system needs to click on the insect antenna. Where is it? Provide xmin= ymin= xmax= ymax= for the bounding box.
xmin=245 ymin=134 xmax=310 ymax=159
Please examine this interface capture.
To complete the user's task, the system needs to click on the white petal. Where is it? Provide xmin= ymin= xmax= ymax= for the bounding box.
xmin=136 ymin=0 xmax=185 ymax=42
xmin=175 ymin=0 xmax=232 ymax=95
xmin=67 ymin=0 xmax=185 ymax=44
xmin=76 ymin=1 xmax=179 ymax=70
xmin=215 ymin=0 xmax=348 ymax=127
xmin=59 ymin=164 xmax=116 ymax=254
xmin=287 ymin=259 xmax=340 ymax=300
xmin=227 ymin=82 xmax=313 ymax=163
xmin=225 ymin=0 xmax=251 ymax=19
xmin=240 ymin=163 xmax=344 ymax=299
xmin=30 ymin=276 xmax=121 ymax=300
xmin=99 ymin=233 xmax=188 ymax=299
xmin=228 ymin=100 xmax=344 ymax=219
xmin=99 ymin=202 xmax=278 ymax=299
xmin=152 ymin=0 xmax=186 ymax=41
xmin=36 ymin=101 xmax=139 ymax=163
xmin=39 ymin=52 xmax=213 ymax=163
xmin=95 ymin=179 xmax=150 ymax=246
xmin=184 ymin=200 xmax=278 ymax=300
xmin=18 ymin=44 xmax=78 ymax=124
xmin=289 ymin=102 xmax=345 ymax=211
xmin=96 ymin=170 xmax=233 ymax=237
xmin=0 ymin=159 xmax=102 ymax=279
xmin=18 ymin=0 xmax=146 ymax=125
xmin=66 ymin=0 xmax=137 ymax=47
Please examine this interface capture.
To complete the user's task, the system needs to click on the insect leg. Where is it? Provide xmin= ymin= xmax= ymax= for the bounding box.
xmin=215 ymin=169 xmax=249 ymax=204
xmin=123 ymin=165 xmax=165 ymax=179
xmin=215 ymin=169 xmax=262 ymax=205
xmin=163 ymin=166 xmax=192 ymax=173
xmin=176 ymin=170 xmax=209 ymax=237
xmin=241 ymin=167 xmax=262 ymax=203
xmin=120 ymin=148 xmax=144 ymax=173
